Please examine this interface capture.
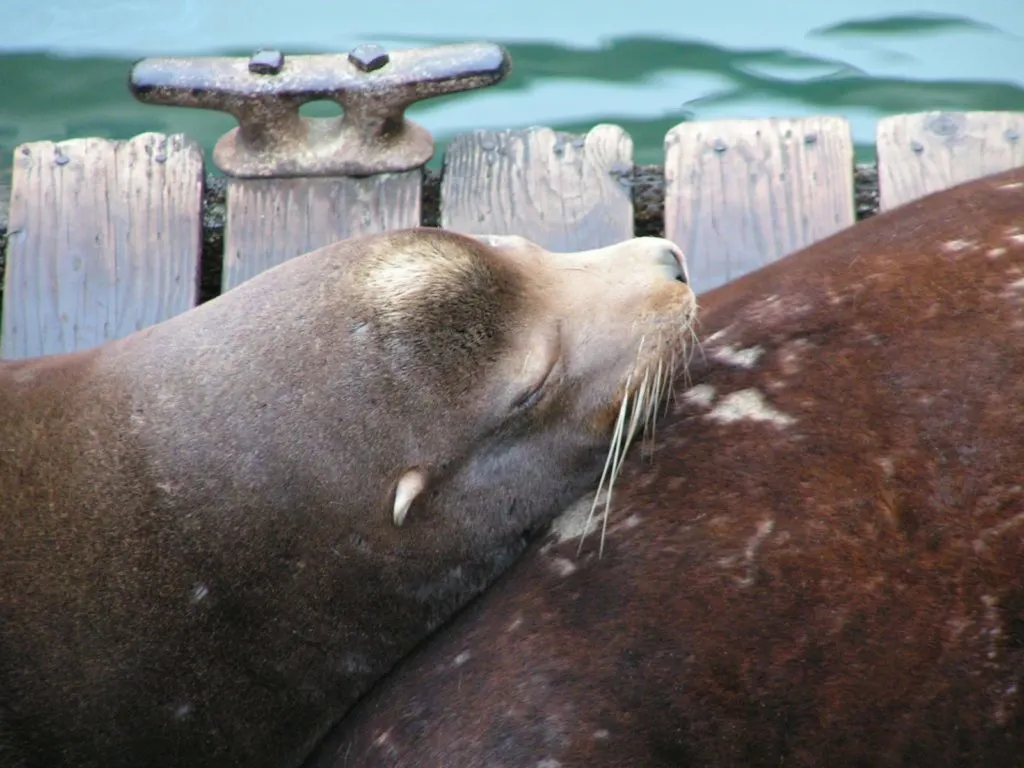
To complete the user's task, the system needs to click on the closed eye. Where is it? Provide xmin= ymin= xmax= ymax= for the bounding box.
xmin=511 ymin=321 xmax=562 ymax=412
xmin=511 ymin=357 xmax=556 ymax=411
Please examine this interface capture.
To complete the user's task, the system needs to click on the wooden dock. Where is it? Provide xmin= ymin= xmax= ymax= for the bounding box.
xmin=1 ymin=44 xmax=1021 ymax=360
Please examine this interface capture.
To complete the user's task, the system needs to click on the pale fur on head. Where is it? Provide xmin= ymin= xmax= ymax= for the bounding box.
xmin=350 ymin=233 xmax=534 ymax=398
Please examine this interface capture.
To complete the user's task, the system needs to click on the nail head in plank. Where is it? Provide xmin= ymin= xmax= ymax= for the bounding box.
xmin=664 ymin=117 xmax=855 ymax=294
xmin=222 ymin=172 xmax=422 ymax=292
xmin=440 ymin=125 xmax=634 ymax=250
xmin=876 ymin=111 xmax=1024 ymax=212
xmin=2 ymin=133 xmax=204 ymax=360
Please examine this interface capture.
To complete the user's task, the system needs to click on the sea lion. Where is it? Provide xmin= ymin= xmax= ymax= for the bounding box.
xmin=308 ymin=167 xmax=1024 ymax=768
xmin=0 ymin=228 xmax=696 ymax=768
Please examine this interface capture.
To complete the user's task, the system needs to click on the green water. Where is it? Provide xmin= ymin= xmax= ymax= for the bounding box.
xmin=2 ymin=1 xmax=1023 ymax=178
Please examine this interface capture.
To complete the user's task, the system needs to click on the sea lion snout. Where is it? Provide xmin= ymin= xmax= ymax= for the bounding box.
xmin=652 ymin=240 xmax=690 ymax=284
xmin=470 ymin=232 xmax=690 ymax=286
xmin=555 ymin=236 xmax=693 ymax=293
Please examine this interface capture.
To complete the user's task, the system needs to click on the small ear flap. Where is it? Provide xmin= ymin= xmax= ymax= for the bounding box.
xmin=393 ymin=468 xmax=427 ymax=527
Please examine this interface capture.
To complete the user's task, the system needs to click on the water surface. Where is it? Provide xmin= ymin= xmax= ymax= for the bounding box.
xmin=2 ymin=0 xmax=1022 ymax=177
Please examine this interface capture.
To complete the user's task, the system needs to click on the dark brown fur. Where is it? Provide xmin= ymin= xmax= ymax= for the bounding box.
xmin=309 ymin=168 xmax=1024 ymax=768
xmin=0 ymin=228 xmax=692 ymax=767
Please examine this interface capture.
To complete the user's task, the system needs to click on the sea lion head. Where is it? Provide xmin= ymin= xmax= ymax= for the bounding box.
xmin=338 ymin=228 xmax=697 ymax=552
xmin=96 ymin=223 xmax=697 ymax=607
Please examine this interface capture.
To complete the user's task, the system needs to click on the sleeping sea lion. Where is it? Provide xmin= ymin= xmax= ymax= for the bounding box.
xmin=0 ymin=227 xmax=696 ymax=768
xmin=310 ymin=169 xmax=1024 ymax=768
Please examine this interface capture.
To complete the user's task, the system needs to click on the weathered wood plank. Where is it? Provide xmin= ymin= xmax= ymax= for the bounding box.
xmin=2 ymin=133 xmax=203 ymax=360
xmin=876 ymin=111 xmax=1024 ymax=212
xmin=440 ymin=125 xmax=634 ymax=250
xmin=664 ymin=116 xmax=855 ymax=294
xmin=222 ymin=174 xmax=422 ymax=292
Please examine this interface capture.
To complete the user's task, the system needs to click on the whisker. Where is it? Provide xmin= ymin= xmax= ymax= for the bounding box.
xmin=645 ymin=356 xmax=664 ymax=458
xmin=578 ymin=383 xmax=631 ymax=558
xmin=688 ymin=309 xmax=706 ymax=367
xmin=641 ymin=335 xmax=662 ymax=456
xmin=578 ymin=300 xmax=700 ymax=558
xmin=599 ymin=368 xmax=649 ymax=557
xmin=665 ymin=350 xmax=678 ymax=416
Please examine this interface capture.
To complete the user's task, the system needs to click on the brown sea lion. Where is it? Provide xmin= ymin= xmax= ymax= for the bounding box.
xmin=0 ymin=228 xmax=696 ymax=768
xmin=308 ymin=167 xmax=1024 ymax=768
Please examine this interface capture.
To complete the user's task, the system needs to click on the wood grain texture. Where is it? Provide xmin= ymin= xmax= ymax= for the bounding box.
xmin=664 ymin=117 xmax=855 ymax=294
xmin=222 ymin=173 xmax=422 ymax=291
xmin=877 ymin=111 xmax=1024 ymax=211
xmin=440 ymin=125 xmax=634 ymax=250
xmin=1 ymin=133 xmax=203 ymax=360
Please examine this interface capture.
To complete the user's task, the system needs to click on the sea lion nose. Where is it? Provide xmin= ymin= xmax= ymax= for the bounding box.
xmin=655 ymin=244 xmax=689 ymax=284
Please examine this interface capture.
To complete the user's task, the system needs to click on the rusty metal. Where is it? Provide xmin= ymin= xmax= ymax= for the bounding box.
xmin=128 ymin=42 xmax=512 ymax=178
xmin=347 ymin=44 xmax=389 ymax=73
xmin=248 ymin=49 xmax=284 ymax=75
